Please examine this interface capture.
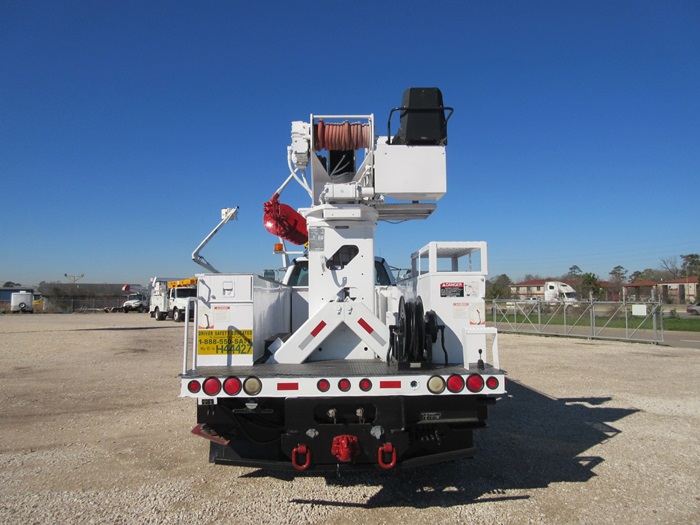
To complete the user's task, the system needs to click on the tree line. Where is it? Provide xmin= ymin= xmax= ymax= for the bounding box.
xmin=486 ymin=253 xmax=700 ymax=300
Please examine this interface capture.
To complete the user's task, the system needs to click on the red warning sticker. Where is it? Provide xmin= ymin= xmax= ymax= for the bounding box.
xmin=440 ymin=282 xmax=464 ymax=297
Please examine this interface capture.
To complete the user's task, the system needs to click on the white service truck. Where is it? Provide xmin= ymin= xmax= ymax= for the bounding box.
xmin=179 ymin=88 xmax=506 ymax=472
xmin=149 ymin=277 xmax=197 ymax=321
xmin=122 ymin=291 xmax=149 ymax=313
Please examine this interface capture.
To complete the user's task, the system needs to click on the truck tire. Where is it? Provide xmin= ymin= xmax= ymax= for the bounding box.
xmin=154 ymin=307 xmax=164 ymax=321
xmin=173 ymin=308 xmax=182 ymax=322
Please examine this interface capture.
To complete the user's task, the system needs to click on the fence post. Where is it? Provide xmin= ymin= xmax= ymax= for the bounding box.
xmin=589 ymin=291 xmax=595 ymax=338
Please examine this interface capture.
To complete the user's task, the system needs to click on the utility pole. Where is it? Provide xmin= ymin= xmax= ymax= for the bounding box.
xmin=64 ymin=273 xmax=84 ymax=283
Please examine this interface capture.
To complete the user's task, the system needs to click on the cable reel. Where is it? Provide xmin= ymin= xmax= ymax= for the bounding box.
xmin=390 ymin=296 xmax=443 ymax=367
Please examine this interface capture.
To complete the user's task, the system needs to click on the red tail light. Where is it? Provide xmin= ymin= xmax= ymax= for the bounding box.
xmin=359 ymin=378 xmax=372 ymax=392
xmin=187 ymin=380 xmax=201 ymax=393
xmin=202 ymin=377 xmax=221 ymax=396
xmin=486 ymin=376 xmax=499 ymax=390
xmin=223 ymin=377 xmax=242 ymax=395
xmin=317 ymin=379 xmax=330 ymax=392
xmin=466 ymin=374 xmax=484 ymax=393
xmin=338 ymin=378 xmax=351 ymax=392
xmin=446 ymin=374 xmax=464 ymax=393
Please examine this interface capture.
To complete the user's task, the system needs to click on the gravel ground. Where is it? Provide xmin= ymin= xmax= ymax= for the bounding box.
xmin=0 ymin=313 xmax=698 ymax=524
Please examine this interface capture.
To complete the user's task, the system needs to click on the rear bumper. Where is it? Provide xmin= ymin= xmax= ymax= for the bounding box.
xmin=198 ymin=394 xmax=494 ymax=471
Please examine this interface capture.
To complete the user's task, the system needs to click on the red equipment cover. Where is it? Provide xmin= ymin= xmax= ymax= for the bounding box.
xmin=263 ymin=193 xmax=308 ymax=245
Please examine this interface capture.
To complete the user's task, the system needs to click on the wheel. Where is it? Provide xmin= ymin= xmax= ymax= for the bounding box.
xmin=173 ymin=308 xmax=182 ymax=322
xmin=138 ymin=306 xmax=145 ymax=313
xmin=154 ymin=307 xmax=163 ymax=321
xmin=18 ymin=302 xmax=27 ymax=312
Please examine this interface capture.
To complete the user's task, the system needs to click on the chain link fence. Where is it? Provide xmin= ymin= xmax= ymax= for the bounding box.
xmin=490 ymin=299 xmax=664 ymax=344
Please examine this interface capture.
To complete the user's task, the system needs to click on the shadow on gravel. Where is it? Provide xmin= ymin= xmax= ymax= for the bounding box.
xmin=252 ymin=379 xmax=639 ymax=508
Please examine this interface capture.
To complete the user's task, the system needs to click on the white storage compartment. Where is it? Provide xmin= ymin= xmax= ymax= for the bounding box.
xmin=373 ymin=142 xmax=446 ymax=201
xmin=195 ymin=274 xmax=291 ymax=366
xmin=400 ymin=242 xmax=488 ymax=364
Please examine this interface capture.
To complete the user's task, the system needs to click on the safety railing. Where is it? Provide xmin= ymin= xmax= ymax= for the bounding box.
xmin=182 ymin=298 xmax=199 ymax=374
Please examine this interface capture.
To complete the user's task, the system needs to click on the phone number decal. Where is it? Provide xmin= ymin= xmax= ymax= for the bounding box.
xmin=197 ymin=329 xmax=253 ymax=355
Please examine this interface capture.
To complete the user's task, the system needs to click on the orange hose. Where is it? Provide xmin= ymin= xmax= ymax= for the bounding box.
xmin=313 ymin=120 xmax=369 ymax=151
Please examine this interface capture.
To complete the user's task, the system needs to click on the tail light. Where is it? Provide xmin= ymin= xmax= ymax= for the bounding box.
xmin=359 ymin=378 xmax=372 ymax=392
xmin=486 ymin=376 xmax=499 ymax=390
xmin=187 ymin=380 xmax=201 ymax=393
xmin=223 ymin=377 xmax=242 ymax=395
xmin=243 ymin=376 xmax=262 ymax=396
xmin=427 ymin=375 xmax=446 ymax=394
xmin=466 ymin=374 xmax=484 ymax=393
xmin=338 ymin=378 xmax=351 ymax=392
xmin=446 ymin=374 xmax=464 ymax=393
xmin=317 ymin=379 xmax=330 ymax=392
xmin=202 ymin=377 xmax=221 ymax=396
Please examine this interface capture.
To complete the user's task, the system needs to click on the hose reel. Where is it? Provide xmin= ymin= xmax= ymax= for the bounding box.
xmin=389 ymin=296 xmax=447 ymax=367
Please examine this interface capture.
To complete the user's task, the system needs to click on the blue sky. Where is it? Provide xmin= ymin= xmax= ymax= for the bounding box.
xmin=1 ymin=1 xmax=698 ymax=286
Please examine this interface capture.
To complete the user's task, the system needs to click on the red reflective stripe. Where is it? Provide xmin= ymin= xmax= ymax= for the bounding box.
xmin=380 ymin=380 xmax=401 ymax=389
xmin=277 ymin=382 xmax=299 ymax=391
xmin=310 ymin=320 xmax=327 ymax=337
xmin=357 ymin=318 xmax=374 ymax=334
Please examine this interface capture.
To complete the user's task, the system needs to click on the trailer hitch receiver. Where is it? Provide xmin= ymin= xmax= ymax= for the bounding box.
xmin=331 ymin=435 xmax=360 ymax=462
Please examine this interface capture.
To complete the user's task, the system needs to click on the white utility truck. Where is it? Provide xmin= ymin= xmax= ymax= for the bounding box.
xmin=179 ymin=88 xmax=506 ymax=472
xmin=149 ymin=277 xmax=197 ymax=321
xmin=122 ymin=291 xmax=148 ymax=313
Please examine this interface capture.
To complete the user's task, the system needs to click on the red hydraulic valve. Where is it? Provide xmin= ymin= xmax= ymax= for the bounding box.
xmin=331 ymin=435 xmax=360 ymax=463
xmin=263 ymin=193 xmax=308 ymax=245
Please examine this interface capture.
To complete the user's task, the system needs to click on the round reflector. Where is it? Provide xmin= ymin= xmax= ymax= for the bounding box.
xmin=243 ymin=376 xmax=262 ymax=396
xmin=466 ymin=374 xmax=484 ymax=393
xmin=446 ymin=374 xmax=464 ymax=393
xmin=486 ymin=376 xmax=499 ymax=390
xmin=359 ymin=378 xmax=372 ymax=392
xmin=202 ymin=377 xmax=221 ymax=396
xmin=187 ymin=380 xmax=201 ymax=393
xmin=427 ymin=375 xmax=445 ymax=394
xmin=223 ymin=376 xmax=242 ymax=395
xmin=317 ymin=379 xmax=330 ymax=392
xmin=338 ymin=378 xmax=351 ymax=392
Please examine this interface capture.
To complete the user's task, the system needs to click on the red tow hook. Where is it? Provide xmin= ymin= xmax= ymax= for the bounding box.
xmin=331 ymin=435 xmax=360 ymax=463
xmin=291 ymin=444 xmax=311 ymax=471
xmin=377 ymin=443 xmax=397 ymax=469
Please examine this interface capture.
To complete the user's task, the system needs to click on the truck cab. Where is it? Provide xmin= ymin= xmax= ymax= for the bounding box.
xmin=168 ymin=285 xmax=197 ymax=322
xmin=123 ymin=292 xmax=148 ymax=313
